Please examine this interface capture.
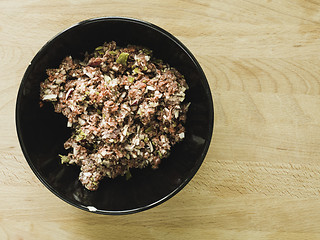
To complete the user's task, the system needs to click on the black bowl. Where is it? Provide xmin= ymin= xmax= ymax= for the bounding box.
xmin=16 ymin=17 xmax=214 ymax=215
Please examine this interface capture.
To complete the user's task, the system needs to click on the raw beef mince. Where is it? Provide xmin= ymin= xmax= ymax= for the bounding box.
xmin=40 ymin=41 xmax=189 ymax=191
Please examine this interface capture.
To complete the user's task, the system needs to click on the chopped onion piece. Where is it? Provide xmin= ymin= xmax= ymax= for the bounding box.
xmin=78 ymin=118 xmax=86 ymax=125
xmin=65 ymin=88 xmax=74 ymax=100
xmin=174 ymin=110 xmax=179 ymax=118
xmin=179 ymin=132 xmax=185 ymax=139
xmin=42 ymin=94 xmax=57 ymax=101
xmin=148 ymin=142 xmax=154 ymax=152
xmin=146 ymin=86 xmax=155 ymax=91
xmin=83 ymin=172 xmax=92 ymax=177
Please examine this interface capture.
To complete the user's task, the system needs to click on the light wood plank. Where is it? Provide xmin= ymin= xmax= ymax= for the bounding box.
xmin=2 ymin=0 xmax=320 ymax=239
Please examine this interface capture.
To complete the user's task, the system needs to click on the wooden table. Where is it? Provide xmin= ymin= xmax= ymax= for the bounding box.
xmin=2 ymin=0 xmax=320 ymax=239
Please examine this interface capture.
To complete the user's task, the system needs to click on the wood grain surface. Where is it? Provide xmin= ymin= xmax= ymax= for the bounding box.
xmin=2 ymin=0 xmax=320 ymax=239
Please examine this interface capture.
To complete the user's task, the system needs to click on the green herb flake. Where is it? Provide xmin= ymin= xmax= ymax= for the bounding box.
xmin=127 ymin=76 xmax=135 ymax=83
xmin=143 ymin=66 xmax=148 ymax=71
xmin=125 ymin=170 xmax=132 ymax=180
xmin=145 ymin=126 xmax=153 ymax=133
xmin=133 ymin=67 xmax=141 ymax=75
xmin=95 ymin=91 xmax=100 ymax=95
xmin=97 ymin=109 xmax=102 ymax=115
xmin=158 ymin=151 xmax=163 ymax=158
xmin=154 ymin=59 xmax=163 ymax=64
xmin=93 ymin=143 xmax=98 ymax=150
xmin=75 ymin=129 xmax=86 ymax=141
xmin=116 ymin=52 xmax=129 ymax=66
xmin=59 ymin=154 xmax=70 ymax=164
xmin=142 ymin=48 xmax=152 ymax=55
xmin=95 ymin=46 xmax=104 ymax=51
xmin=108 ymin=50 xmax=118 ymax=55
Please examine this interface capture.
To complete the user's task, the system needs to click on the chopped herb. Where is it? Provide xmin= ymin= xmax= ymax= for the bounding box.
xmin=128 ymin=76 xmax=134 ymax=83
xmin=108 ymin=50 xmax=118 ymax=55
xmin=145 ymin=126 xmax=153 ymax=133
xmin=95 ymin=91 xmax=100 ymax=95
xmin=95 ymin=46 xmax=104 ymax=51
xmin=143 ymin=66 xmax=148 ymax=71
xmin=133 ymin=67 xmax=141 ymax=75
xmin=59 ymin=154 xmax=70 ymax=164
xmin=158 ymin=151 xmax=162 ymax=158
xmin=125 ymin=170 xmax=132 ymax=180
xmin=142 ymin=48 xmax=152 ymax=55
xmin=97 ymin=109 xmax=102 ymax=115
xmin=154 ymin=59 xmax=163 ymax=64
xmin=95 ymin=46 xmax=105 ymax=55
xmin=75 ymin=129 xmax=86 ymax=141
xmin=116 ymin=52 xmax=129 ymax=66
xmin=144 ymin=137 xmax=149 ymax=143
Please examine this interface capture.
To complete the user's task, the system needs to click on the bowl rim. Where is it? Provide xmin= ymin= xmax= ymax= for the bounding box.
xmin=15 ymin=16 xmax=214 ymax=215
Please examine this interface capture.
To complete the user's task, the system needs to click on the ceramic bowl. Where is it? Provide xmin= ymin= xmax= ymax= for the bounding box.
xmin=16 ymin=17 xmax=214 ymax=214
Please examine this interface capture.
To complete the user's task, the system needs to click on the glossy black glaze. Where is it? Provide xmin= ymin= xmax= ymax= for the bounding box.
xmin=16 ymin=17 xmax=214 ymax=214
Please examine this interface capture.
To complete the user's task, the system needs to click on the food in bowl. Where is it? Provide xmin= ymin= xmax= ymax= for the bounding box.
xmin=40 ymin=41 xmax=190 ymax=191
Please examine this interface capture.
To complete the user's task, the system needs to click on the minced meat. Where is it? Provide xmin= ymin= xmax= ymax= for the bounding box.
xmin=40 ymin=41 xmax=189 ymax=191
